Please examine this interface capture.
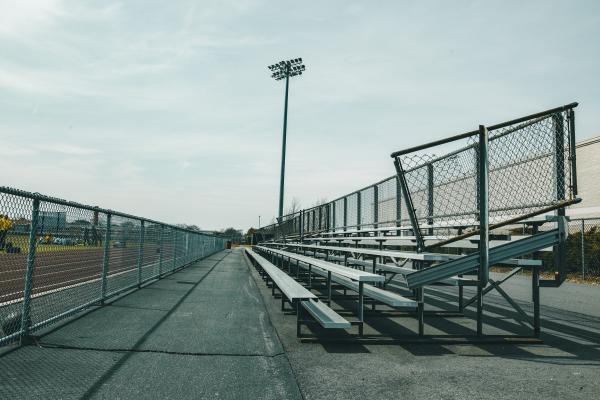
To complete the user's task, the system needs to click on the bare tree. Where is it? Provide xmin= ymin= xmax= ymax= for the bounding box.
xmin=314 ymin=197 xmax=328 ymax=207
xmin=284 ymin=197 xmax=302 ymax=218
xmin=176 ymin=224 xmax=201 ymax=232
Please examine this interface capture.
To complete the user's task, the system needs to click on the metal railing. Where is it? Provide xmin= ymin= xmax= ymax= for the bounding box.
xmin=393 ymin=102 xmax=578 ymax=289
xmin=254 ymin=103 xmax=584 ymax=340
xmin=258 ymin=103 xmax=579 ymax=245
xmin=0 ymin=186 xmax=225 ymax=346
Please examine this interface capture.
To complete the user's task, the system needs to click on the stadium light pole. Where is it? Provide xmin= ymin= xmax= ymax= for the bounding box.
xmin=268 ymin=58 xmax=306 ymax=220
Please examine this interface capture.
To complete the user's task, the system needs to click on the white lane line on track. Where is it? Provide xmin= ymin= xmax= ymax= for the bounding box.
xmin=0 ymin=259 xmax=167 ymax=307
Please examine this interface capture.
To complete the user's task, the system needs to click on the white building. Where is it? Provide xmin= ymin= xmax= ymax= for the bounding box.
xmin=569 ymin=135 xmax=600 ymax=218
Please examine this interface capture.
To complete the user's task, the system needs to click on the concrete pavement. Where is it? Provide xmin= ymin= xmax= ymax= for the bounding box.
xmin=0 ymin=249 xmax=302 ymax=399
xmin=1 ymin=247 xmax=599 ymax=399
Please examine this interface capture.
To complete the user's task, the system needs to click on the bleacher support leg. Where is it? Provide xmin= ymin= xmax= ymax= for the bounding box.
xmin=476 ymin=286 xmax=483 ymax=337
xmin=417 ymin=288 xmax=424 ymax=336
xmin=296 ymin=301 xmax=302 ymax=338
xmin=532 ymin=266 xmax=541 ymax=337
xmin=327 ymin=271 xmax=332 ymax=306
xmin=458 ymin=283 xmax=464 ymax=313
xmin=358 ymin=282 xmax=364 ymax=336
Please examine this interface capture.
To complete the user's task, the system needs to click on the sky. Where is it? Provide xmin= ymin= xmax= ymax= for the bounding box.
xmin=1 ymin=0 xmax=599 ymax=231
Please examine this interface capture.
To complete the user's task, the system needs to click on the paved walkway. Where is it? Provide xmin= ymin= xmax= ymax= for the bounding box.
xmin=1 ymin=248 xmax=599 ymax=399
xmin=0 ymin=249 xmax=302 ymax=399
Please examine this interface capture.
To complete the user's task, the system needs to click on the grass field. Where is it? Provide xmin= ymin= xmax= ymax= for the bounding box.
xmin=1 ymin=233 xmax=120 ymax=254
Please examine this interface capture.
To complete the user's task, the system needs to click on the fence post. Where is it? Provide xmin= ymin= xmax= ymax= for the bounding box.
xmin=137 ymin=220 xmax=145 ymax=287
xmin=343 ymin=197 xmax=348 ymax=231
xmin=172 ymin=229 xmax=178 ymax=271
xmin=427 ymin=163 xmax=434 ymax=235
xmin=553 ymin=114 xmax=566 ymax=201
xmin=100 ymin=213 xmax=112 ymax=303
xmin=299 ymin=210 xmax=304 ymax=242
xmin=477 ymin=125 xmax=490 ymax=337
xmin=393 ymin=157 xmax=424 ymax=251
xmin=581 ymin=219 xmax=585 ymax=280
xmin=356 ymin=191 xmax=362 ymax=231
xmin=332 ymin=202 xmax=336 ymax=231
xmin=318 ymin=206 xmax=322 ymax=231
xmin=373 ymin=185 xmax=379 ymax=229
xmin=553 ymin=113 xmax=567 ymax=284
xmin=158 ymin=225 xmax=164 ymax=277
xmin=20 ymin=198 xmax=40 ymax=342
xmin=396 ymin=177 xmax=402 ymax=228
xmin=568 ymin=109 xmax=578 ymax=196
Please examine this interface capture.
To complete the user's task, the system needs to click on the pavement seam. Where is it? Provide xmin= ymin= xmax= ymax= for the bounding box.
xmin=32 ymin=342 xmax=286 ymax=358
xmin=106 ymin=304 xmax=173 ymax=312
xmin=242 ymin=249 xmax=307 ymax=400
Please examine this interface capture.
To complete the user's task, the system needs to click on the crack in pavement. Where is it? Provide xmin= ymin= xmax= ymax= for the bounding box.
xmin=34 ymin=342 xmax=286 ymax=358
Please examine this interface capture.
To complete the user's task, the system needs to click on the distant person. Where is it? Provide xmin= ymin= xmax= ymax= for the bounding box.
xmin=83 ymin=227 xmax=89 ymax=245
xmin=0 ymin=214 xmax=13 ymax=251
xmin=0 ymin=215 xmax=6 ymax=250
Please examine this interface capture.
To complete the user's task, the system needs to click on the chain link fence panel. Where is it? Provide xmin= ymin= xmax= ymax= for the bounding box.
xmin=0 ymin=187 xmax=225 ymax=346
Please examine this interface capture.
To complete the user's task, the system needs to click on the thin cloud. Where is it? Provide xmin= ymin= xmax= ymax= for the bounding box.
xmin=36 ymin=144 xmax=101 ymax=156
xmin=0 ymin=0 xmax=598 ymax=230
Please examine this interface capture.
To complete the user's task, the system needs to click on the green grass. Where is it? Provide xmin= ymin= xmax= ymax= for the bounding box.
xmin=35 ymin=244 xmax=104 ymax=253
xmin=2 ymin=233 xmax=105 ymax=254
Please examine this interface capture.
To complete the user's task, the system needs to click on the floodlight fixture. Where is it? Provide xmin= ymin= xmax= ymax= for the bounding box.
xmin=266 ymin=57 xmax=307 ymax=219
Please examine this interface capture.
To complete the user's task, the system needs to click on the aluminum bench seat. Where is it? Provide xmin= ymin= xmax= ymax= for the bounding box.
xmin=271 ymin=242 xmax=542 ymax=268
xmin=254 ymin=246 xmax=379 ymax=335
xmin=312 ymin=265 xmax=416 ymax=308
xmin=246 ymin=248 xmax=351 ymax=333
xmin=305 ymin=252 xmax=477 ymax=286
xmin=255 ymin=246 xmax=384 ymax=283
xmin=316 ymin=214 xmax=550 ymax=238
xmin=246 ymin=249 xmax=316 ymax=301
xmin=263 ymin=250 xmax=417 ymax=309
xmin=302 ymin=299 xmax=351 ymax=329
xmin=308 ymin=235 xmax=553 ymax=254
xmin=268 ymin=243 xmax=450 ymax=262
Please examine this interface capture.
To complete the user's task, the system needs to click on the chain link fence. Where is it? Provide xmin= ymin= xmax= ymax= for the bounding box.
xmin=0 ymin=186 xmax=225 ymax=346
xmin=394 ymin=108 xmax=576 ymax=237
xmin=566 ymin=218 xmax=600 ymax=278
xmin=258 ymin=104 xmax=579 ymax=246
xmin=512 ymin=217 xmax=600 ymax=279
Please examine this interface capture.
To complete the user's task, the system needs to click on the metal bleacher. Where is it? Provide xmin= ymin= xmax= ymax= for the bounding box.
xmin=254 ymin=102 xmax=580 ymax=341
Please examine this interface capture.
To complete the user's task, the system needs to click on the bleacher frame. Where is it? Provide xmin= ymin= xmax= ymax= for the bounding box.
xmin=256 ymin=103 xmax=580 ymax=342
